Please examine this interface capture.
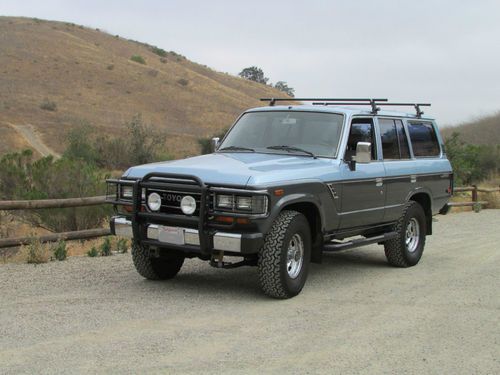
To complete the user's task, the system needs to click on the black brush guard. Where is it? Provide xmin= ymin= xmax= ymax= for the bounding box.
xmin=130 ymin=172 xmax=212 ymax=254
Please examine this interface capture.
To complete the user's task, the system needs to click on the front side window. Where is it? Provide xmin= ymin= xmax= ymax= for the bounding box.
xmin=408 ymin=121 xmax=440 ymax=157
xmin=345 ymin=120 xmax=376 ymax=161
xmin=219 ymin=111 xmax=344 ymax=157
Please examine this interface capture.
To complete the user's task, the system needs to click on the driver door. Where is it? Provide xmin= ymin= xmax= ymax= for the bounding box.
xmin=338 ymin=118 xmax=386 ymax=228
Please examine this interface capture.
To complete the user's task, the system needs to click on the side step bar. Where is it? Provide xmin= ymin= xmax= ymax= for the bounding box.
xmin=323 ymin=232 xmax=398 ymax=252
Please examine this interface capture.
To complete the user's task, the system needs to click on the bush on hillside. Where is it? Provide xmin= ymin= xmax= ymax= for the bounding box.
xmin=151 ymin=46 xmax=167 ymax=57
xmin=130 ymin=55 xmax=146 ymax=64
xmin=40 ymin=98 xmax=57 ymax=111
xmin=64 ymin=114 xmax=170 ymax=170
xmin=445 ymin=132 xmax=499 ymax=185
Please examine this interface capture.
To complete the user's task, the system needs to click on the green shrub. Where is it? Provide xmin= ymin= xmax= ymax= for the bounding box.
xmin=52 ymin=241 xmax=67 ymax=261
xmin=63 ymin=114 xmax=169 ymax=170
xmin=107 ymin=64 xmax=114 ymax=70
xmin=87 ymin=247 xmax=99 ymax=257
xmin=177 ymin=78 xmax=189 ymax=86
xmin=445 ymin=132 xmax=500 ymax=185
xmin=100 ymin=237 xmax=112 ymax=256
xmin=40 ymin=98 xmax=57 ymax=111
xmin=116 ymin=238 xmax=128 ymax=253
xmin=0 ymin=150 xmax=112 ymax=232
xmin=130 ymin=55 xmax=146 ymax=64
xmin=151 ymin=46 xmax=167 ymax=57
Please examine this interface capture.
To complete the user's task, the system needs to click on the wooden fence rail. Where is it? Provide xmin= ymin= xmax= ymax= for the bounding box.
xmin=448 ymin=185 xmax=499 ymax=209
xmin=0 ymin=228 xmax=111 ymax=249
xmin=0 ymin=195 xmax=110 ymax=249
xmin=0 ymin=196 xmax=107 ymax=210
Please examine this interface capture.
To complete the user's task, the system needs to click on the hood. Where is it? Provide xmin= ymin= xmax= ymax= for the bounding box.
xmin=123 ymin=152 xmax=339 ymax=187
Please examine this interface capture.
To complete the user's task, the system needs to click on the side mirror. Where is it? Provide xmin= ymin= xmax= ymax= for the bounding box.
xmin=347 ymin=141 xmax=371 ymax=171
xmin=356 ymin=142 xmax=371 ymax=164
xmin=211 ymin=137 xmax=220 ymax=153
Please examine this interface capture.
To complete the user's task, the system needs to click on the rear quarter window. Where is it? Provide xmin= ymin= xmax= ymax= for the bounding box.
xmin=407 ymin=121 xmax=440 ymax=157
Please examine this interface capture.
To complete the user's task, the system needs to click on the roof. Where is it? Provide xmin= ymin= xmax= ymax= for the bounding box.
xmin=246 ymin=104 xmax=435 ymax=120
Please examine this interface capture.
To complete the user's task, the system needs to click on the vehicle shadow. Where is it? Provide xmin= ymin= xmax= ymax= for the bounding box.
xmin=125 ymin=247 xmax=389 ymax=300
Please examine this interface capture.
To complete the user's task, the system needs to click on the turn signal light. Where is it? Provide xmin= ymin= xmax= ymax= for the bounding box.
xmin=215 ymin=216 xmax=234 ymax=224
xmin=274 ymin=189 xmax=284 ymax=197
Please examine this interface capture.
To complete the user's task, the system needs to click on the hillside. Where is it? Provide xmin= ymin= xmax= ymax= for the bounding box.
xmin=441 ymin=112 xmax=500 ymax=145
xmin=0 ymin=17 xmax=286 ymax=157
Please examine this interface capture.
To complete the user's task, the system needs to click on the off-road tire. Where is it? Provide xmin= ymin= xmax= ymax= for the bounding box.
xmin=258 ymin=210 xmax=311 ymax=299
xmin=384 ymin=201 xmax=426 ymax=267
xmin=132 ymin=243 xmax=184 ymax=280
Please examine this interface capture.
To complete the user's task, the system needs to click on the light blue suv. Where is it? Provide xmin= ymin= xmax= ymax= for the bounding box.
xmin=106 ymin=98 xmax=453 ymax=298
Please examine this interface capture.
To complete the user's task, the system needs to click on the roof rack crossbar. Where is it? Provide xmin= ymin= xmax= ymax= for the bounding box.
xmin=311 ymin=101 xmax=431 ymax=118
xmin=259 ymin=98 xmax=388 ymax=107
xmin=259 ymin=98 xmax=431 ymax=117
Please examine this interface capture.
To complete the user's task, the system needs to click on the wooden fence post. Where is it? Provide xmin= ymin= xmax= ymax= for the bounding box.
xmin=471 ymin=185 xmax=478 ymax=203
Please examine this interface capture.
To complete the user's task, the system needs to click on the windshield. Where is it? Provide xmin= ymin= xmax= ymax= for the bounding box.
xmin=219 ymin=111 xmax=344 ymax=158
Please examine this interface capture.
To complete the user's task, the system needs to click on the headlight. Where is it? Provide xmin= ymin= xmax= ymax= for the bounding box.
xmin=121 ymin=185 xmax=133 ymax=199
xmin=180 ymin=195 xmax=196 ymax=215
xmin=147 ymin=192 xmax=162 ymax=211
xmin=216 ymin=194 xmax=268 ymax=214
xmin=236 ymin=196 xmax=252 ymax=210
xmin=216 ymin=194 xmax=234 ymax=209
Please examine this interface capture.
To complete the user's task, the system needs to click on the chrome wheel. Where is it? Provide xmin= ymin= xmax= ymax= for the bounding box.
xmin=286 ymin=233 xmax=304 ymax=279
xmin=405 ymin=218 xmax=420 ymax=253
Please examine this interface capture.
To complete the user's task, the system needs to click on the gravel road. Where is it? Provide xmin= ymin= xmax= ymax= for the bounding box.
xmin=1 ymin=210 xmax=499 ymax=374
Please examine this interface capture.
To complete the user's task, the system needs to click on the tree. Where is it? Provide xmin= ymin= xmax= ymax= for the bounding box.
xmin=238 ymin=66 xmax=269 ymax=84
xmin=274 ymin=81 xmax=295 ymax=97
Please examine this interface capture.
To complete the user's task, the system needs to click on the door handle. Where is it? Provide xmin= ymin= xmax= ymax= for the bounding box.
xmin=375 ymin=178 xmax=383 ymax=187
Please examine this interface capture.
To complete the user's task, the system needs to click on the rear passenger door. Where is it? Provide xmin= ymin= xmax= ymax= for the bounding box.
xmin=377 ymin=118 xmax=413 ymax=222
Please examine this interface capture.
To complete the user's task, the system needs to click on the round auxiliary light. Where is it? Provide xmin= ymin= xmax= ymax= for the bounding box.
xmin=180 ymin=195 xmax=196 ymax=215
xmin=147 ymin=192 xmax=162 ymax=211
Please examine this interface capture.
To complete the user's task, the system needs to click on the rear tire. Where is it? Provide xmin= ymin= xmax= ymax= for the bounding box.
xmin=258 ymin=210 xmax=311 ymax=299
xmin=384 ymin=201 xmax=426 ymax=267
xmin=132 ymin=243 xmax=184 ymax=280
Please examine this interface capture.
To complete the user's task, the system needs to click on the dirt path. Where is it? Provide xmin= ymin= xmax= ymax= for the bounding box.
xmin=0 ymin=210 xmax=499 ymax=374
xmin=7 ymin=123 xmax=61 ymax=158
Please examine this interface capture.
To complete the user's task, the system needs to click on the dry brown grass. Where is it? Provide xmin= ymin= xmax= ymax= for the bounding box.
xmin=441 ymin=112 xmax=500 ymax=145
xmin=0 ymin=16 xmax=287 ymax=158
xmin=0 ymin=211 xmax=129 ymax=263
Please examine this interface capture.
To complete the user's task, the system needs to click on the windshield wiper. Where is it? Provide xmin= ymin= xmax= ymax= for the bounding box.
xmin=266 ymin=145 xmax=317 ymax=159
xmin=218 ymin=145 xmax=255 ymax=152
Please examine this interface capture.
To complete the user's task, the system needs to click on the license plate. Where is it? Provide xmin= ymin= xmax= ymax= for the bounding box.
xmin=158 ymin=226 xmax=185 ymax=245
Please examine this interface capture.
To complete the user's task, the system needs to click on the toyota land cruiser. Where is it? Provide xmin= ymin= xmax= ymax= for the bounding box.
xmin=106 ymin=98 xmax=453 ymax=299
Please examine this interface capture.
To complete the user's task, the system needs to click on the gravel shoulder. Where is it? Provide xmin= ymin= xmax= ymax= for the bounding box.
xmin=1 ymin=210 xmax=499 ymax=374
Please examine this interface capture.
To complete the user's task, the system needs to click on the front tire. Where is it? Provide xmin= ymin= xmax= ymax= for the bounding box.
xmin=258 ymin=210 xmax=311 ymax=299
xmin=384 ymin=201 xmax=426 ymax=267
xmin=132 ymin=243 xmax=184 ymax=280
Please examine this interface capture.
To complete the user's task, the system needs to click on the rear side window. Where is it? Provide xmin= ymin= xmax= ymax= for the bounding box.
xmin=379 ymin=119 xmax=411 ymax=160
xmin=408 ymin=121 xmax=440 ymax=157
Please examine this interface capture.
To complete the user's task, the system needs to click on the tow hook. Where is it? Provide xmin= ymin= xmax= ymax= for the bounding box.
xmin=209 ymin=251 xmax=257 ymax=269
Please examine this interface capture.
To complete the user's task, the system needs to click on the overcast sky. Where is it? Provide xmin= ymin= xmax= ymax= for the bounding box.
xmin=2 ymin=0 xmax=499 ymax=125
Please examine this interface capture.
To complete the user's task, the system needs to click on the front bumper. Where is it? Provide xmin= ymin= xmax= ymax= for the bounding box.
xmin=110 ymin=216 xmax=263 ymax=254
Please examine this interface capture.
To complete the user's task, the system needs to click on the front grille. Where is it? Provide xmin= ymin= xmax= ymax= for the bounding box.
xmin=146 ymin=189 xmax=215 ymax=216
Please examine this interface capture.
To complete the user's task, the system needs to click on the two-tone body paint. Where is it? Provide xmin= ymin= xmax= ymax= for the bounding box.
xmin=120 ymin=105 xmax=452 ymax=252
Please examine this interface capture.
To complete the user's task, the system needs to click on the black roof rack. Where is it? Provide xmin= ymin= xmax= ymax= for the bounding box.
xmin=259 ymin=98 xmax=430 ymax=118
